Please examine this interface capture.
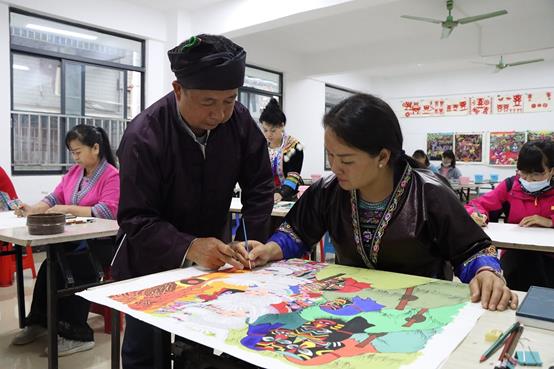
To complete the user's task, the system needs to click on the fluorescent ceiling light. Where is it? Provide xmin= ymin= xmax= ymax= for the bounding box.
xmin=13 ymin=64 xmax=29 ymax=71
xmin=26 ymin=23 xmax=98 ymax=40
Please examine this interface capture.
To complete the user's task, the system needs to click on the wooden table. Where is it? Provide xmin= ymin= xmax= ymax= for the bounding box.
xmin=443 ymin=291 xmax=554 ymax=368
xmin=484 ymin=222 xmax=554 ymax=253
xmin=0 ymin=213 xmax=119 ymax=369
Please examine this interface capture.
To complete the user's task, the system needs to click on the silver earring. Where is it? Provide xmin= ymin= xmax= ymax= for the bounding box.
xmin=379 ymin=164 xmax=383 ymax=168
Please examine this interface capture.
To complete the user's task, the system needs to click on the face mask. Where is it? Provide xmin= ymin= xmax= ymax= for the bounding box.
xmin=519 ymin=177 xmax=551 ymax=193
xmin=442 ymin=162 xmax=451 ymax=168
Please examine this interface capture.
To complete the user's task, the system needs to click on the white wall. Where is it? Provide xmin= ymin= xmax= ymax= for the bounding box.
xmin=0 ymin=0 xmax=172 ymax=203
xmin=372 ymin=62 xmax=554 ymax=182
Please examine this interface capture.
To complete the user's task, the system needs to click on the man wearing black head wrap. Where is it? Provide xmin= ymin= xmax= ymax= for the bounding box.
xmin=113 ymin=34 xmax=274 ymax=368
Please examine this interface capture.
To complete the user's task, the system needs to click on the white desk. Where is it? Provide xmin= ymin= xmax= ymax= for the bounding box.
xmin=0 ymin=215 xmax=119 ymax=369
xmin=0 ymin=210 xmax=27 ymax=230
xmin=484 ymin=222 xmax=554 ymax=253
xmin=229 ymin=197 xmax=294 ymax=218
xmin=443 ymin=291 xmax=554 ymax=369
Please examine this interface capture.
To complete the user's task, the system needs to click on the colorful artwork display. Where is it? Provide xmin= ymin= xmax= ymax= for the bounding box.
xmin=79 ymin=260 xmax=483 ymax=369
xmin=489 ymin=132 xmax=526 ymax=166
xmin=527 ymin=130 xmax=554 ymax=143
xmin=427 ymin=133 xmax=454 ymax=161
xmin=455 ymin=134 xmax=483 ymax=163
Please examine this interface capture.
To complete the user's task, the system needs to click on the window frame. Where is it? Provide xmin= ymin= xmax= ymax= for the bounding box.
xmin=9 ymin=8 xmax=145 ymax=175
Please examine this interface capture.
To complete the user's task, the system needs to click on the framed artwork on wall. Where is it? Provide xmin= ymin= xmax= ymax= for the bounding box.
xmin=489 ymin=131 xmax=526 ymax=166
xmin=527 ymin=130 xmax=554 ymax=143
xmin=426 ymin=133 xmax=454 ymax=161
xmin=454 ymin=133 xmax=483 ymax=163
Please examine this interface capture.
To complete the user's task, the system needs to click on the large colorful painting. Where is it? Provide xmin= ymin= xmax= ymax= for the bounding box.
xmin=489 ymin=131 xmax=526 ymax=166
xmin=426 ymin=133 xmax=454 ymax=161
xmin=527 ymin=130 xmax=554 ymax=143
xmin=79 ymin=259 xmax=483 ymax=369
xmin=455 ymin=133 xmax=483 ymax=163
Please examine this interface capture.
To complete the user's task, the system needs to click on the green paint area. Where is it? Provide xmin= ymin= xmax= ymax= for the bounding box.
xmin=296 ymin=303 xmax=464 ymax=332
xmin=322 ymin=280 xmax=469 ymax=310
xmin=315 ymin=264 xmax=433 ymax=290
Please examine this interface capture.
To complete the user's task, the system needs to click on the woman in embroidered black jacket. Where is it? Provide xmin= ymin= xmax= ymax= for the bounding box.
xmin=260 ymin=98 xmax=304 ymax=202
xmin=240 ymin=94 xmax=518 ymax=312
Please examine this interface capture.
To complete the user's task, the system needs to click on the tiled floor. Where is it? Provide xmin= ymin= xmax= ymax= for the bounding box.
xmin=0 ymin=252 xmax=116 ymax=369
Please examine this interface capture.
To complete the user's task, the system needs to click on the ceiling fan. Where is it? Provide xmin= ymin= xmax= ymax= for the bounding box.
xmin=478 ymin=56 xmax=545 ymax=72
xmin=401 ymin=0 xmax=508 ymax=39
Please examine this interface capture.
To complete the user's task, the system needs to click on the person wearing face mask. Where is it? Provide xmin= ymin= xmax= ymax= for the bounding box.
xmin=466 ymin=140 xmax=554 ymax=290
xmin=260 ymin=98 xmax=304 ymax=203
xmin=439 ymin=150 xmax=462 ymax=181
xmin=236 ymin=94 xmax=519 ymax=313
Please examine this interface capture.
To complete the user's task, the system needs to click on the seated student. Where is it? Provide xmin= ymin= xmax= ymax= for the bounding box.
xmin=466 ymin=141 xmax=554 ymax=291
xmin=439 ymin=150 xmax=462 ymax=180
xmin=0 ymin=166 xmax=20 ymax=211
xmin=12 ymin=124 xmax=119 ymax=356
xmin=236 ymin=94 xmax=518 ymax=311
xmin=412 ymin=149 xmax=439 ymax=173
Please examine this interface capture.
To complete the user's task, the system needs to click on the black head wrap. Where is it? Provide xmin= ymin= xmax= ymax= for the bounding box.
xmin=168 ymin=34 xmax=246 ymax=90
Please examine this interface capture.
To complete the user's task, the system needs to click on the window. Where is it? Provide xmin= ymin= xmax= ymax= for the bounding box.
xmin=324 ymin=85 xmax=357 ymax=170
xmin=9 ymin=9 xmax=145 ymax=174
xmin=239 ymin=66 xmax=283 ymax=123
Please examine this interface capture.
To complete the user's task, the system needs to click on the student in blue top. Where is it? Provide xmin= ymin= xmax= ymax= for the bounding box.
xmin=412 ymin=149 xmax=438 ymax=173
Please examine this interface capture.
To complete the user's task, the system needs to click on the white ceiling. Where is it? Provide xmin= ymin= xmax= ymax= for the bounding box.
xmin=126 ymin=0 xmax=227 ymax=11
xmin=232 ymin=0 xmax=554 ymax=78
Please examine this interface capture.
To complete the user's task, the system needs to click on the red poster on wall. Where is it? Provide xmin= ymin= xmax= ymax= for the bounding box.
xmin=444 ymin=97 xmax=469 ymax=116
xmin=494 ymin=93 xmax=524 ymax=114
xmin=470 ymin=96 xmax=492 ymax=115
xmin=400 ymin=100 xmax=422 ymax=117
xmin=524 ymin=90 xmax=552 ymax=113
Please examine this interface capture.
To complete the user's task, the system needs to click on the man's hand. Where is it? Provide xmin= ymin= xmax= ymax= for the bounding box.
xmin=186 ymin=237 xmax=243 ymax=270
xmin=519 ymin=214 xmax=553 ymax=228
xmin=469 ymin=269 xmax=518 ymax=311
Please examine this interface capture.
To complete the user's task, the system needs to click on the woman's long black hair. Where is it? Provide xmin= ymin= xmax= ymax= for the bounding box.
xmin=65 ymin=124 xmax=116 ymax=167
xmin=323 ymin=93 xmax=404 ymax=166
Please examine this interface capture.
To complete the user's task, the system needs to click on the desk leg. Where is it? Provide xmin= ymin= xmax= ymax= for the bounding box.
xmin=465 ymin=188 xmax=470 ymax=204
xmin=153 ymin=328 xmax=171 ymax=369
xmin=47 ymin=246 xmax=58 ymax=369
xmin=111 ymin=309 xmax=121 ymax=369
xmin=15 ymin=244 xmax=26 ymax=328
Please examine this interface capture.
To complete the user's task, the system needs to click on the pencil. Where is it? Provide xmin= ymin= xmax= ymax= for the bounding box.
xmin=241 ymin=217 xmax=252 ymax=270
xmin=493 ymin=329 xmax=518 ymax=368
xmin=480 ymin=321 xmax=520 ymax=362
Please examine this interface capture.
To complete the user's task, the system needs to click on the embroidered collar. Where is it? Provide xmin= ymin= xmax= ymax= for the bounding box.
xmin=71 ymin=159 xmax=108 ymax=205
xmin=351 ymin=163 xmax=413 ymax=268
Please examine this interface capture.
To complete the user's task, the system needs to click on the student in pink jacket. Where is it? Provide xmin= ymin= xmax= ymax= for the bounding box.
xmin=466 ymin=141 xmax=554 ymax=291
xmin=12 ymin=125 xmax=119 ymax=356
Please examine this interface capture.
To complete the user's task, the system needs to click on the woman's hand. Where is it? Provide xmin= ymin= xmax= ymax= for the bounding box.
xmin=470 ymin=212 xmax=488 ymax=227
xmin=14 ymin=203 xmax=32 ymax=217
xmin=274 ymin=193 xmax=283 ymax=204
xmin=469 ymin=269 xmax=518 ymax=311
xmin=519 ymin=214 xmax=553 ymax=228
xmin=46 ymin=205 xmax=73 ymax=215
xmin=233 ymin=241 xmax=284 ymax=269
